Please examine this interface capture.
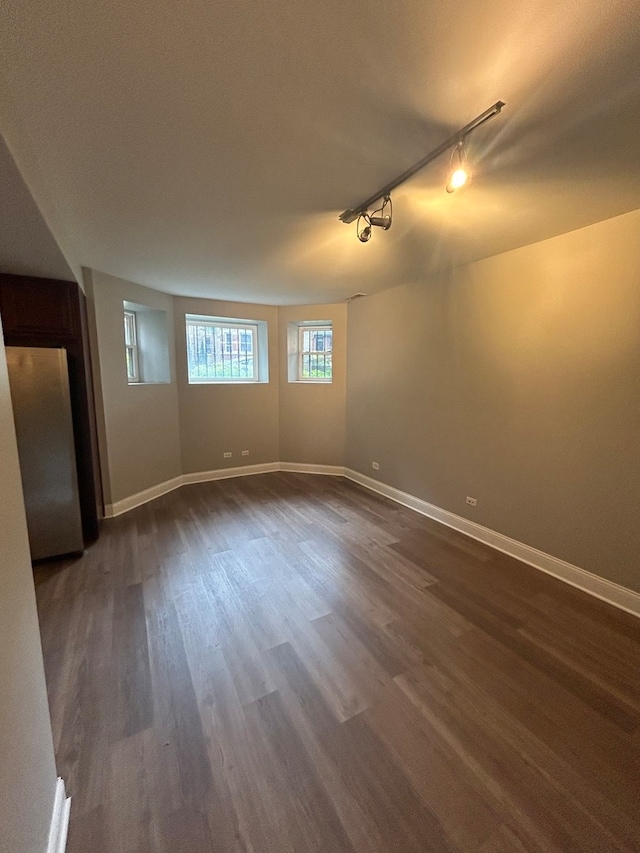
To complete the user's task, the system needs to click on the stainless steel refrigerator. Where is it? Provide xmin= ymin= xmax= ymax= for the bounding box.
xmin=6 ymin=346 xmax=84 ymax=560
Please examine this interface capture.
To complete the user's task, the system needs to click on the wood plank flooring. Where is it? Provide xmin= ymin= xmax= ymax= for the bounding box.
xmin=34 ymin=473 xmax=640 ymax=853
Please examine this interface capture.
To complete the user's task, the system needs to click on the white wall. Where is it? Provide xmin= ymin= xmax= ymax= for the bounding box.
xmin=0 ymin=318 xmax=59 ymax=853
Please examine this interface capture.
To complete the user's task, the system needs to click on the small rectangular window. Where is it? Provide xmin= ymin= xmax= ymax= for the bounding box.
xmin=124 ymin=310 xmax=140 ymax=383
xmin=186 ymin=316 xmax=259 ymax=382
xmin=298 ymin=324 xmax=332 ymax=381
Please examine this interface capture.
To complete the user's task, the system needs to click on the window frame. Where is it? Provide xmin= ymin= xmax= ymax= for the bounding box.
xmin=297 ymin=323 xmax=333 ymax=382
xmin=186 ymin=316 xmax=260 ymax=384
xmin=124 ymin=309 xmax=140 ymax=383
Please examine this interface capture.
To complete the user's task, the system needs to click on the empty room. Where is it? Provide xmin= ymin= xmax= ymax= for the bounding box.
xmin=1 ymin=1 xmax=639 ymax=852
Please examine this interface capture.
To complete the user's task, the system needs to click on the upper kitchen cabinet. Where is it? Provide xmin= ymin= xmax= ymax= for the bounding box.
xmin=0 ymin=276 xmax=79 ymax=340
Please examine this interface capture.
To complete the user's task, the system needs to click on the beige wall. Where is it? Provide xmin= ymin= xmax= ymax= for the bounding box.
xmin=174 ymin=297 xmax=280 ymax=473
xmin=0 ymin=319 xmax=59 ymax=853
xmin=88 ymin=282 xmax=347 ymax=497
xmin=278 ymin=303 xmax=347 ymax=465
xmin=86 ymin=270 xmax=182 ymax=504
xmin=346 ymin=207 xmax=640 ymax=593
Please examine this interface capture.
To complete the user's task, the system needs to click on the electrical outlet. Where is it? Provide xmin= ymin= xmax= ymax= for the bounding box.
xmin=241 ymin=450 xmax=249 ymax=456
xmin=466 ymin=496 xmax=477 ymax=507
xmin=223 ymin=452 xmax=232 ymax=459
xmin=372 ymin=462 xmax=380 ymax=470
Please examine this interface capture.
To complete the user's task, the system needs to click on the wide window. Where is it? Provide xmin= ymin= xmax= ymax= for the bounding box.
xmin=186 ymin=315 xmax=268 ymax=383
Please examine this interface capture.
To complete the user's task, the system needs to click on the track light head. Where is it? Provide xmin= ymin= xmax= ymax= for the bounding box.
xmin=369 ymin=214 xmax=392 ymax=230
xmin=446 ymin=141 xmax=472 ymax=193
xmin=358 ymin=224 xmax=372 ymax=243
xmin=446 ymin=166 xmax=470 ymax=192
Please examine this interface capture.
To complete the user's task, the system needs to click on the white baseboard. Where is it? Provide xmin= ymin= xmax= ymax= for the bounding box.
xmin=182 ymin=462 xmax=280 ymax=485
xmin=104 ymin=475 xmax=183 ymax=517
xmin=46 ymin=777 xmax=70 ymax=853
xmin=104 ymin=462 xmax=343 ymax=516
xmin=279 ymin=462 xmax=345 ymax=476
xmin=102 ymin=463 xmax=639 ymax=619
xmin=344 ymin=468 xmax=640 ymax=619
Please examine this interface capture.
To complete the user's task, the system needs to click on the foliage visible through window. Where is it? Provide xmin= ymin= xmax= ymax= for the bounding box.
xmin=124 ymin=310 xmax=139 ymax=383
xmin=299 ymin=325 xmax=332 ymax=380
xmin=186 ymin=318 xmax=258 ymax=381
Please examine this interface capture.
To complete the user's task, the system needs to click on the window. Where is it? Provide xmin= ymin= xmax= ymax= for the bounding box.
xmin=186 ymin=315 xmax=268 ymax=383
xmin=287 ymin=320 xmax=333 ymax=383
xmin=124 ymin=310 xmax=139 ymax=383
xmin=298 ymin=324 xmax=332 ymax=381
xmin=123 ymin=301 xmax=171 ymax=384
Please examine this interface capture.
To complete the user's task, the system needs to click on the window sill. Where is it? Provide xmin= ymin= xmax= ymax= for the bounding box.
xmin=187 ymin=380 xmax=265 ymax=385
xmin=288 ymin=380 xmax=333 ymax=385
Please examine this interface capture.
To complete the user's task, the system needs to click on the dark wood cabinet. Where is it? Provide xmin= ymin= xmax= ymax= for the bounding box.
xmin=0 ymin=277 xmax=78 ymax=339
xmin=0 ymin=274 xmax=102 ymax=545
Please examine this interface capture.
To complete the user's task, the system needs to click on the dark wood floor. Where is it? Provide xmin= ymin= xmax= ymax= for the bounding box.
xmin=34 ymin=473 xmax=640 ymax=853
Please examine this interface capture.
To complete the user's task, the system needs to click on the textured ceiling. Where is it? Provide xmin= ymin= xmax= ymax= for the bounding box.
xmin=1 ymin=0 xmax=640 ymax=303
xmin=0 ymin=135 xmax=75 ymax=281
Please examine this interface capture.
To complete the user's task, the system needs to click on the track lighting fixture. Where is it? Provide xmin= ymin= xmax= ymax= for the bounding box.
xmin=357 ymin=196 xmax=393 ymax=243
xmin=340 ymin=101 xmax=505 ymax=241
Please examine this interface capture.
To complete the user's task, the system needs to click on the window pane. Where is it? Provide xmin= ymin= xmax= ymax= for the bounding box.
xmin=126 ymin=347 xmax=134 ymax=379
xmin=124 ymin=312 xmax=136 ymax=346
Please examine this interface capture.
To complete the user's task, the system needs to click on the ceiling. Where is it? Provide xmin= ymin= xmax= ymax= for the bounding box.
xmin=0 ymin=135 xmax=75 ymax=281
xmin=1 ymin=0 xmax=640 ymax=304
